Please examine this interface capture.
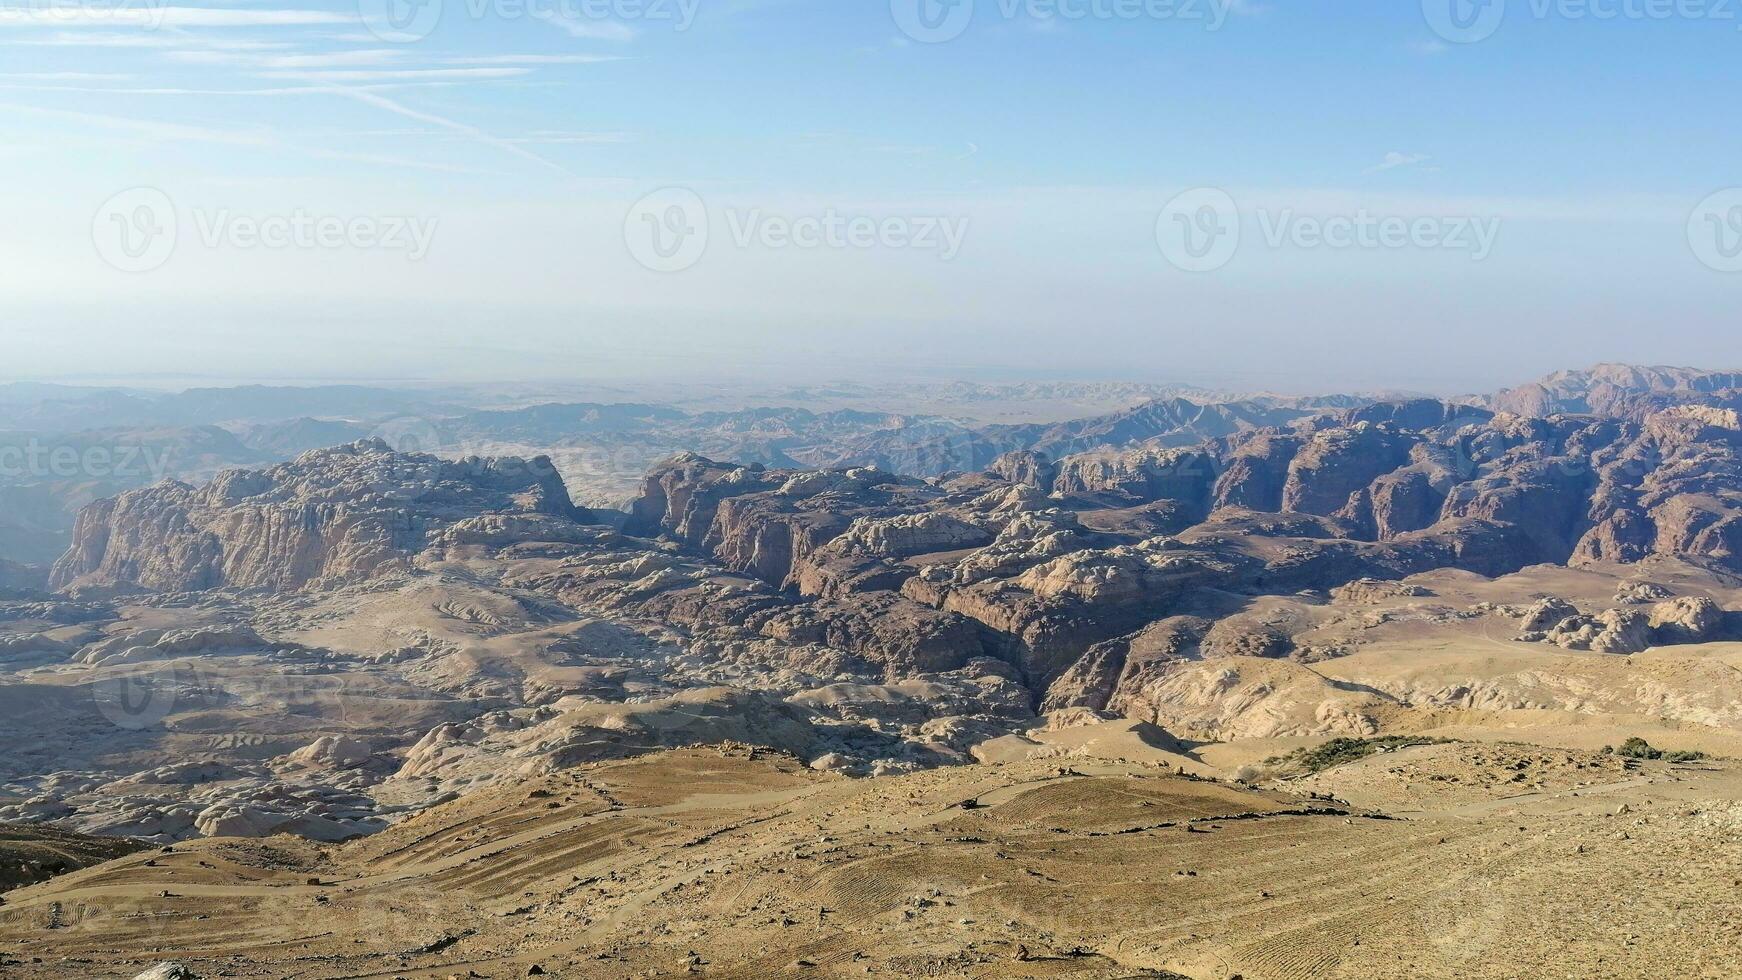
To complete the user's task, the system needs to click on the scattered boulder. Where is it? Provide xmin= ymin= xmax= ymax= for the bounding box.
xmin=1519 ymin=597 xmax=1581 ymax=633
xmin=1517 ymin=595 xmax=1732 ymax=653
xmin=1647 ymin=596 xmax=1727 ymax=643
xmin=1614 ymin=581 xmax=1675 ymax=604
xmin=285 ymin=736 xmax=376 ymax=771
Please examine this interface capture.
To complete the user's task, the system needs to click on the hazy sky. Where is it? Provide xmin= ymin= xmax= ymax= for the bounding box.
xmin=1 ymin=0 xmax=1739 ymax=394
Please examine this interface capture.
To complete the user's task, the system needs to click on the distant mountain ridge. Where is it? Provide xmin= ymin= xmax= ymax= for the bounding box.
xmin=1481 ymin=364 xmax=1742 ymax=419
xmin=7 ymin=364 xmax=1742 ymax=572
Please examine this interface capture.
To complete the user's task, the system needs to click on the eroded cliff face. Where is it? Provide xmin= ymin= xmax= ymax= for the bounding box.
xmin=1281 ymin=424 xmax=1419 ymax=517
xmin=613 ymin=401 xmax=1742 ymax=701
xmin=638 ymin=404 xmax=1742 ymax=578
xmin=1051 ymin=447 xmax=1218 ymax=516
xmin=50 ymin=440 xmax=587 ymax=592
xmin=1572 ymin=414 xmax=1742 ymax=569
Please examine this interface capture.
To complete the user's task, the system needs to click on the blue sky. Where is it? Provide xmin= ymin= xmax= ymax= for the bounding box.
xmin=2 ymin=0 xmax=1739 ymax=393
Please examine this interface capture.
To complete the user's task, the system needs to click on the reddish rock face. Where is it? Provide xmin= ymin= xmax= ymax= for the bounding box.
xmin=1281 ymin=424 xmax=1417 ymax=518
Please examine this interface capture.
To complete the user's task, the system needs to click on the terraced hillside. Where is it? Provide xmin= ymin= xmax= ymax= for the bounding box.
xmin=2 ymin=744 xmax=1737 ymax=979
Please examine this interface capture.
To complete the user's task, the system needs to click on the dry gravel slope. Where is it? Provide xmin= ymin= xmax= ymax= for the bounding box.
xmin=2 ymin=745 xmax=1738 ymax=979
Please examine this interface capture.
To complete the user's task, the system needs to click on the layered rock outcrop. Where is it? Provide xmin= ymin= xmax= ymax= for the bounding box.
xmin=50 ymin=440 xmax=587 ymax=592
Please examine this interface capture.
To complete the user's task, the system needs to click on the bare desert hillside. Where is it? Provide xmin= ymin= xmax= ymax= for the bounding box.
xmin=3 ymin=745 xmax=1738 ymax=978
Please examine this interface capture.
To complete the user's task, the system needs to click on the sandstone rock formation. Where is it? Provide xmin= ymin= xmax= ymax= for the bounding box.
xmin=1516 ymin=595 xmax=1733 ymax=653
xmin=598 ymin=398 xmax=1742 ymax=712
xmin=50 ymin=440 xmax=588 ymax=592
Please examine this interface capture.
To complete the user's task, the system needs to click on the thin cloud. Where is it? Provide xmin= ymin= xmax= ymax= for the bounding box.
xmin=0 ymin=8 xmax=351 ymax=28
xmin=0 ymin=102 xmax=500 ymax=173
xmin=169 ymin=49 xmax=406 ymax=68
xmin=0 ymin=82 xmax=469 ymax=95
xmin=0 ymin=71 xmax=136 ymax=79
xmin=162 ymin=50 xmax=615 ymax=71
xmin=262 ymin=68 xmax=534 ymax=82
xmin=306 ymin=127 xmax=633 ymax=145
xmin=1 ymin=102 xmax=282 ymax=147
xmin=322 ymin=86 xmax=577 ymax=176
xmin=1364 ymin=151 xmax=1432 ymax=175
xmin=449 ymin=54 xmax=626 ymax=65
xmin=532 ymin=11 xmax=638 ymax=41
xmin=508 ymin=130 xmax=632 ymax=144
xmin=2 ymin=31 xmax=294 ymax=50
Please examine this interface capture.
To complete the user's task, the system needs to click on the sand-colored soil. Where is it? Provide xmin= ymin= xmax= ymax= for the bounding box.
xmin=3 ymin=744 xmax=1739 ymax=979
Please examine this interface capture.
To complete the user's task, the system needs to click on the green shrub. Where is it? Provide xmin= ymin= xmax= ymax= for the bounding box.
xmin=1268 ymin=735 xmax=1449 ymax=774
xmin=1603 ymin=736 xmax=1705 ymax=763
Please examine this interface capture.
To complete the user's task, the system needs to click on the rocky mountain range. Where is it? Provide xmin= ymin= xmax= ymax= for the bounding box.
xmin=1481 ymin=363 xmax=1742 ymax=419
xmin=4 ymin=366 xmax=1742 ymax=978
xmin=0 ymin=379 xmax=1281 ymax=569
xmin=8 ymin=363 xmax=1736 ymax=573
xmin=20 ymin=370 xmax=1739 ymax=736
